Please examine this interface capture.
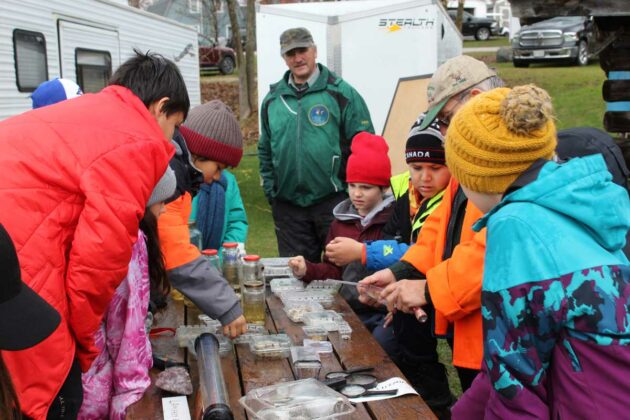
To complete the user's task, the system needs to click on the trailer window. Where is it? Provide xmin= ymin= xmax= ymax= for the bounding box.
xmin=75 ymin=49 xmax=111 ymax=93
xmin=13 ymin=29 xmax=48 ymax=92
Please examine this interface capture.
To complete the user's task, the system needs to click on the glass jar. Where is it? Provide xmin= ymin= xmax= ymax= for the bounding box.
xmin=241 ymin=255 xmax=265 ymax=325
xmin=189 ymin=222 xmax=202 ymax=249
xmin=222 ymin=243 xmax=240 ymax=293
xmin=202 ymin=249 xmax=221 ymax=273
xmin=241 ymin=255 xmax=264 ymax=288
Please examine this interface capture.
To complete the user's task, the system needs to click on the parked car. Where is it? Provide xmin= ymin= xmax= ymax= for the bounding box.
xmin=447 ymin=10 xmax=500 ymax=41
xmin=199 ymin=43 xmax=236 ymax=75
xmin=512 ymin=16 xmax=595 ymax=67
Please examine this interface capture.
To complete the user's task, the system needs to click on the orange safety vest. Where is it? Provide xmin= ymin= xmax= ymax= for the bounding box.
xmin=402 ymin=178 xmax=486 ymax=370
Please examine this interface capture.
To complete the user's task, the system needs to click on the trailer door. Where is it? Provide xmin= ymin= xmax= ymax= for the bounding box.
xmin=58 ymin=20 xmax=120 ymax=93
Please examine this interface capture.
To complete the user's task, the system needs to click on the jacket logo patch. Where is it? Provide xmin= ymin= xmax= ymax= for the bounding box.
xmin=308 ymin=105 xmax=329 ymax=126
xmin=383 ymin=245 xmax=394 ymax=256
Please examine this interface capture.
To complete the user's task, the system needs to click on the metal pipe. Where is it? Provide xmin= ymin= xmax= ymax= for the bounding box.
xmin=194 ymin=333 xmax=233 ymax=420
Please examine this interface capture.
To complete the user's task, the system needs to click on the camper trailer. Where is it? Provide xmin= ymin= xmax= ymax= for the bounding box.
xmin=256 ymin=0 xmax=461 ymax=136
xmin=0 ymin=0 xmax=201 ymax=121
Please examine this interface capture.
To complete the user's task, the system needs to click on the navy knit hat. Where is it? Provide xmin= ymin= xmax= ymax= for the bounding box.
xmin=405 ymin=113 xmax=445 ymax=165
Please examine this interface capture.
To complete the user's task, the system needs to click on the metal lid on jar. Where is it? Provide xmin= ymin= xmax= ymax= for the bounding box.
xmin=223 ymin=242 xmax=238 ymax=248
xmin=243 ymin=255 xmax=261 ymax=262
xmin=202 ymin=249 xmax=219 ymax=256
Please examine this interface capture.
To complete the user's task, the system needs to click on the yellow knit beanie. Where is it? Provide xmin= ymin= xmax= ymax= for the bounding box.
xmin=445 ymin=84 xmax=557 ymax=194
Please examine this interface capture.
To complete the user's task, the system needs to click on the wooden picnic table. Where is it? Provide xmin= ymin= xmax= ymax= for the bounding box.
xmin=127 ymin=292 xmax=436 ymax=419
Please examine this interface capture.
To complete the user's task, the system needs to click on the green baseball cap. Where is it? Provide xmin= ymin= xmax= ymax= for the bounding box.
xmin=418 ymin=55 xmax=496 ymax=130
xmin=280 ymin=27 xmax=315 ymax=55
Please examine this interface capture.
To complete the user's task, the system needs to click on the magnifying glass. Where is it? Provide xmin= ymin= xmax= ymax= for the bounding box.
xmin=339 ymin=384 xmax=398 ymax=399
xmin=324 ymin=366 xmax=374 ymax=380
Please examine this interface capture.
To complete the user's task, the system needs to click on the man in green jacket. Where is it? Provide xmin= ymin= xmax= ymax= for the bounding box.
xmin=258 ymin=27 xmax=374 ymax=262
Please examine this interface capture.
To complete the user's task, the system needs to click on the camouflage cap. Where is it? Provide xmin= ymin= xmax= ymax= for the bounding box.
xmin=280 ymin=27 xmax=315 ymax=55
xmin=418 ymin=55 xmax=497 ymax=130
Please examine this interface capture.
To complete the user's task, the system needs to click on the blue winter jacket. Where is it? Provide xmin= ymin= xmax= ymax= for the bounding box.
xmin=454 ymin=154 xmax=630 ymax=419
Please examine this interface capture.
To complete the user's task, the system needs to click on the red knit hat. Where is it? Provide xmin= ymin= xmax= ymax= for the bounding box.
xmin=346 ymin=132 xmax=391 ymax=187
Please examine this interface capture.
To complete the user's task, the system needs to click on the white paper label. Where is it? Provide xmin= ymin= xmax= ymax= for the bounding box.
xmin=162 ymin=396 xmax=191 ymax=420
xmin=348 ymin=377 xmax=419 ymax=403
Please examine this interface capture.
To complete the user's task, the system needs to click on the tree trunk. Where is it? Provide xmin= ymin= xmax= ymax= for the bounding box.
xmin=455 ymin=0 xmax=465 ymax=32
xmin=212 ymin=0 xmax=220 ymax=43
xmin=245 ymin=0 xmax=257 ymax=113
xmin=226 ymin=0 xmax=251 ymax=119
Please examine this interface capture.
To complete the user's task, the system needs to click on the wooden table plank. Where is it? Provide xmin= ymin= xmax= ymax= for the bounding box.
xmin=127 ymin=299 xmax=246 ymax=419
xmin=234 ymin=299 xmax=297 ymax=396
xmin=329 ymin=297 xmax=436 ymax=419
xmin=266 ymin=294 xmax=372 ymax=420
xmin=129 ymin=292 xmax=435 ymax=419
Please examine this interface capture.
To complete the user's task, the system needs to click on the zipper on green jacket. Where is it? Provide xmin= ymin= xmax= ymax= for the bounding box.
xmin=297 ymin=97 xmax=302 ymax=187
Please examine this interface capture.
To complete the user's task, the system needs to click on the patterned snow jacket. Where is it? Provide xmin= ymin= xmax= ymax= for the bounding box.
xmin=453 ymin=155 xmax=630 ymax=419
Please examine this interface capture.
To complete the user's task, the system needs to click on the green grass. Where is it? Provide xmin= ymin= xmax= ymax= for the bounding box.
xmin=231 ymin=61 xmax=606 ymax=398
xmin=233 ymin=145 xmax=277 ymax=258
xmin=495 ymin=62 xmax=606 ymax=130
xmin=463 ymin=37 xmax=510 ymax=48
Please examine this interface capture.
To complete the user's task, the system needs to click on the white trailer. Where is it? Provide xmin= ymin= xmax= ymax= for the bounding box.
xmin=256 ymin=0 xmax=462 ymax=134
xmin=0 ymin=0 xmax=201 ymax=121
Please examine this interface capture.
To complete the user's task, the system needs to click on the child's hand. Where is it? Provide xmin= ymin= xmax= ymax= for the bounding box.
xmin=223 ymin=315 xmax=247 ymax=339
xmin=325 ymin=237 xmax=363 ymax=266
xmin=288 ymin=256 xmax=307 ymax=278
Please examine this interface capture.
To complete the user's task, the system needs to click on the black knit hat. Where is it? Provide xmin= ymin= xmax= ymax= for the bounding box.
xmin=0 ymin=224 xmax=60 ymax=350
xmin=405 ymin=113 xmax=445 ymax=165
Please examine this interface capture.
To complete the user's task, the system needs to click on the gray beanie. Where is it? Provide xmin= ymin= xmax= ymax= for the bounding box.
xmin=148 ymin=166 xmax=176 ymax=207
xmin=179 ymin=100 xmax=243 ymax=167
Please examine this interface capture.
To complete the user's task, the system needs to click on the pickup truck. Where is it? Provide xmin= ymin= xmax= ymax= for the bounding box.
xmin=447 ymin=10 xmax=500 ymax=41
xmin=199 ymin=43 xmax=237 ymax=75
xmin=512 ymin=16 xmax=595 ymax=67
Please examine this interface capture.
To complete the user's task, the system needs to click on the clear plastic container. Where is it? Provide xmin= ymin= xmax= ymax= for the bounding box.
xmin=239 ymin=378 xmax=355 ymax=420
xmin=305 ymin=280 xmax=342 ymax=295
xmin=280 ymin=290 xmax=335 ymax=309
xmin=260 ymin=257 xmax=292 ymax=267
xmin=302 ymin=326 xmax=328 ymax=341
xmin=291 ymin=346 xmax=322 ymax=379
xmin=233 ymin=324 xmax=268 ymax=345
xmin=283 ymin=301 xmax=324 ymax=323
xmin=187 ymin=333 xmax=233 ymax=358
xmin=302 ymin=311 xmax=344 ymax=332
xmin=263 ymin=265 xmax=294 ymax=279
xmin=270 ymin=277 xmax=305 ymax=296
xmin=198 ymin=315 xmax=222 ymax=331
xmin=176 ymin=325 xmax=218 ymax=348
xmin=303 ymin=339 xmax=334 ymax=354
xmin=336 ymin=322 xmax=353 ymax=340
xmin=249 ymin=334 xmax=292 ymax=359
xmin=216 ymin=333 xmax=233 ymax=357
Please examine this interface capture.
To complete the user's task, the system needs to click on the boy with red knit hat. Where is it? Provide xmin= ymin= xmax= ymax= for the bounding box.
xmin=289 ymin=132 xmax=398 ymax=357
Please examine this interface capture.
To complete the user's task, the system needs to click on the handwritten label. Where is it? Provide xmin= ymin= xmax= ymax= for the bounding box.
xmin=162 ymin=396 xmax=191 ymax=420
xmin=349 ymin=377 xmax=419 ymax=403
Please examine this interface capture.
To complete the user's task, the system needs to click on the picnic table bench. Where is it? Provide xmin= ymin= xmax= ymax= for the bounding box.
xmin=127 ymin=292 xmax=436 ymax=419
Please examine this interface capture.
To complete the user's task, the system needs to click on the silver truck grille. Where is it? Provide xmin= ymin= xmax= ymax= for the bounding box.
xmin=520 ymin=30 xmax=563 ymax=47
